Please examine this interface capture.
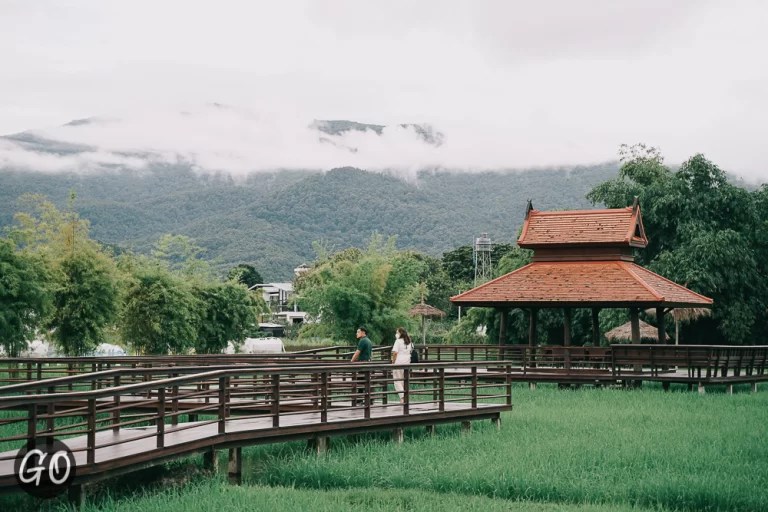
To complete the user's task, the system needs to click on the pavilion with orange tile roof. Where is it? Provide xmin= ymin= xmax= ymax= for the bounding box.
xmin=450 ymin=198 xmax=713 ymax=346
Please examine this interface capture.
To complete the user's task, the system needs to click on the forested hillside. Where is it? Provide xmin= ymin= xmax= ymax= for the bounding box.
xmin=0 ymin=165 xmax=620 ymax=279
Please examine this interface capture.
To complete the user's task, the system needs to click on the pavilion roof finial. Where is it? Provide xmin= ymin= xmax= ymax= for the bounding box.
xmin=525 ymin=199 xmax=533 ymax=220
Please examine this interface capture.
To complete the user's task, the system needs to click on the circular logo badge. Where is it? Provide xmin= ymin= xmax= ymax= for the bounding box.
xmin=14 ymin=439 xmax=76 ymax=499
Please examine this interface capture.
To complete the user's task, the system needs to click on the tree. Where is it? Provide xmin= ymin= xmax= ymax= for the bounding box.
xmin=298 ymin=234 xmax=422 ymax=343
xmin=152 ymin=234 xmax=212 ymax=278
xmin=0 ymin=238 xmax=53 ymax=357
xmin=193 ymin=281 xmax=265 ymax=354
xmin=9 ymin=193 xmax=122 ymax=355
xmin=48 ymin=249 xmax=120 ymax=355
xmin=119 ymin=259 xmax=201 ymax=354
xmin=226 ymin=264 xmax=264 ymax=288
xmin=588 ymin=146 xmax=767 ymax=345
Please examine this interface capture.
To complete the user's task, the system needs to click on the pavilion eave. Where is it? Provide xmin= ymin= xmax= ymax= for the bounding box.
xmin=448 ymin=300 xmax=713 ymax=310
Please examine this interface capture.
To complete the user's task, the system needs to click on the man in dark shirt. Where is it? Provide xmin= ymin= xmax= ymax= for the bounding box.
xmin=351 ymin=327 xmax=372 ymax=362
xmin=351 ymin=327 xmax=372 ymax=405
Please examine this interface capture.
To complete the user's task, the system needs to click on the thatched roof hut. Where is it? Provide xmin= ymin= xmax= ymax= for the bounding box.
xmin=408 ymin=300 xmax=446 ymax=344
xmin=605 ymin=320 xmax=670 ymax=343
xmin=408 ymin=303 xmax=446 ymax=318
xmin=644 ymin=307 xmax=711 ymax=323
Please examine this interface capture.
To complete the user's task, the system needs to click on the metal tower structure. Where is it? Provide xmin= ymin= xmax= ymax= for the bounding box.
xmin=473 ymin=233 xmax=493 ymax=287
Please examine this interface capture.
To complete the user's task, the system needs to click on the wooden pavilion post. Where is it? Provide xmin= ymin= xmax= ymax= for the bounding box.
xmin=630 ymin=307 xmax=642 ymax=383
xmin=498 ymin=309 xmax=508 ymax=346
xmin=591 ymin=308 xmax=600 ymax=346
xmin=630 ymin=308 xmax=640 ymax=344
xmin=656 ymin=307 xmax=666 ymax=344
xmin=528 ymin=308 xmax=537 ymax=346
xmin=563 ymin=308 xmax=572 ymax=372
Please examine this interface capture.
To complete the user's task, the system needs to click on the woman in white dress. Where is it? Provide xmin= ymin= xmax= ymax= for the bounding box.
xmin=391 ymin=327 xmax=414 ymax=404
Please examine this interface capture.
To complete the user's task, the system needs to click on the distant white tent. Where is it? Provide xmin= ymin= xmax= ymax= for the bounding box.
xmin=93 ymin=343 xmax=126 ymax=356
xmin=225 ymin=337 xmax=285 ymax=354
xmin=20 ymin=339 xmax=52 ymax=358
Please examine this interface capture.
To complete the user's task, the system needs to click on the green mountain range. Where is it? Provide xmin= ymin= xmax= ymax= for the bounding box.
xmin=0 ymin=164 xmax=620 ymax=279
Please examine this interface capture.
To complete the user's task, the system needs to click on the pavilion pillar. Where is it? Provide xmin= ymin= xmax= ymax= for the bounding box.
xmin=563 ymin=308 xmax=572 ymax=372
xmin=563 ymin=308 xmax=572 ymax=346
xmin=591 ymin=308 xmax=600 ymax=346
xmin=630 ymin=307 xmax=642 ymax=384
xmin=528 ymin=308 xmax=538 ymax=347
xmin=630 ymin=308 xmax=640 ymax=344
xmin=656 ymin=307 xmax=666 ymax=344
xmin=528 ymin=308 xmax=538 ymax=369
xmin=498 ymin=309 xmax=508 ymax=346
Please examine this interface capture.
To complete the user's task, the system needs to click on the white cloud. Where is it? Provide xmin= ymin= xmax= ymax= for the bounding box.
xmin=0 ymin=0 xmax=766 ymax=181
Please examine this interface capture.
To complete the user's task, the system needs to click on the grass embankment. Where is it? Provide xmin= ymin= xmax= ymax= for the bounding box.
xmin=1 ymin=383 xmax=766 ymax=511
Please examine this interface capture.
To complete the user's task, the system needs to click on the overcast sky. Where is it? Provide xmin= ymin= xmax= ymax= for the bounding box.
xmin=1 ymin=0 xmax=766 ymax=180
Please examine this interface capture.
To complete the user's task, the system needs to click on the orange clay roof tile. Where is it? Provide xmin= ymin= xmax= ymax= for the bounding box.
xmin=518 ymin=207 xmax=647 ymax=247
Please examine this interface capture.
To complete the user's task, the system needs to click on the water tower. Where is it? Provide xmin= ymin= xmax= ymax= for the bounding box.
xmin=473 ymin=233 xmax=493 ymax=287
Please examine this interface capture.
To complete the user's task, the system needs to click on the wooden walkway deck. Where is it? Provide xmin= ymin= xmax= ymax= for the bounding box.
xmin=0 ymin=401 xmax=503 ymax=490
xmin=0 ymin=361 xmax=512 ymax=499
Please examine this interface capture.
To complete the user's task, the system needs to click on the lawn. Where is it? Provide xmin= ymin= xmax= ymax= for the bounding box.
xmin=1 ymin=383 xmax=766 ymax=511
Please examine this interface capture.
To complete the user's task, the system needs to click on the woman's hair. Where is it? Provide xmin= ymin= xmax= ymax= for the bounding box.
xmin=396 ymin=327 xmax=412 ymax=346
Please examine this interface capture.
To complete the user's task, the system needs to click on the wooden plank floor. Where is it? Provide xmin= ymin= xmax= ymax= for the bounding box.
xmin=0 ymin=402 xmax=504 ymax=486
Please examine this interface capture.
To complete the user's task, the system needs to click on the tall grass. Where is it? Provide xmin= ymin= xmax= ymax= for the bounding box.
xmin=0 ymin=383 xmax=765 ymax=511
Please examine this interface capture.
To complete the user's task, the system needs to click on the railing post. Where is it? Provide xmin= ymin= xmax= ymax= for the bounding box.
xmin=320 ymin=372 xmax=328 ymax=423
xmin=432 ymin=368 xmax=438 ymax=403
xmin=87 ymin=399 xmax=96 ymax=465
xmin=68 ymin=363 xmax=74 ymax=390
xmin=27 ymin=403 xmax=37 ymax=451
xmin=364 ymin=370 xmax=371 ymax=419
xmin=113 ymin=376 xmax=121 ymax=432
xmin=47 ymin=386 xmax=55 ymax=446
xmin=272 ymin=373 xmax=280 ymax=428
xmin=471 ymin=366 xmax=478 ymax=409
xmin=91 ymin=363 xmax=97 ymax=391
xmin=381 ymin=369 xmax=388 ymax=405
xmin=171 ymin=375 xmax=179 ymax=427
xmin=439 ymin=368 xmax=445 ymax=412
xmin=506 ymin=365 xmax=512 ymax=406
xmin=218 ymin=377 xmax=228 ymax=434
xmin=403 ymin=369 xmax=410 ymax=415
xmin=157 ymin=387 xmax=166 ymax=448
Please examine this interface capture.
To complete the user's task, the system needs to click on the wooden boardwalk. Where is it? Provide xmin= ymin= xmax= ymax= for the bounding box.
xmin=0 ymin=361 xmax=512 ymax=499
xmin=0 ymin=401 xmax=502 ymax=490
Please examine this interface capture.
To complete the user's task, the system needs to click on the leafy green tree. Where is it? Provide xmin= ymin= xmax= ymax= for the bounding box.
xmin=193 ymin=281 xmax=264 ymax=354
xmin=0 ymin=238 xmax=53 ymax=356
xmin=226 ymin=263 xmax=264 ymax=288
xmin=152 ymin=234 xmax=212 ymax=278
xmin=119 ymin=259 xmax=201 ymax=354
xmin=588 ymin=145 xmax=767 ymax=344
xmin=299 ymin=235 xmax=422 ymax=343
xmin=48 ymin=249 xmax=120 ymax=355
xmin=9 ymin=193 xmax=122 ymax=355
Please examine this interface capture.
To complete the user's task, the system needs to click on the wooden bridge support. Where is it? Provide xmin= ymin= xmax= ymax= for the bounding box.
xmin=491 ymin=416 xmax=501 ymax=432
xmin=308 ymin=436 xmax=330 ymax=454
xmin=228 ymin=447 xmax=242 ymax=485
xmin=753 ymin=383 xmax=759 ymax=393
xmin=425 ymin=425 xmax=436 ymax=436
xmin=203 ymin=447 xmax=218 ymax=471
xmin=461 ymin=421 xmax=472 ymax=434
xmin=68 ymin=483 xmax=86 ymax=508
xmin=392 ymin=427 xmax=404 ymax=444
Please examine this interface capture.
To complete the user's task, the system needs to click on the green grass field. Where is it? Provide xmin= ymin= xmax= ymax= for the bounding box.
xmin=1 ymin=383 xmax=766 ymax=511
